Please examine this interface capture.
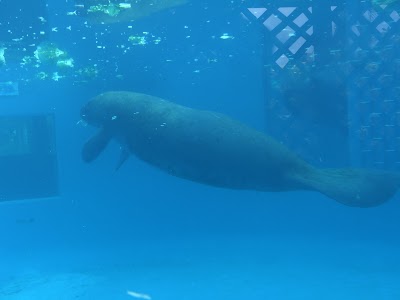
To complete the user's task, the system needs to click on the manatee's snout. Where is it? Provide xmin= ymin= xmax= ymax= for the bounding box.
xmin=79 ymin=105 xmax=93 ymax=128
xmin=81 ymin=94 xmax=121 ymax=128
xmin=80 ymin=101 xmax=99 ymax=126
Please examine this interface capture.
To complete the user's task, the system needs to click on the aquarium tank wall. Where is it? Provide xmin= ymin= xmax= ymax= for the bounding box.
xmin=0 ymin=0 xmax=399 ymax=299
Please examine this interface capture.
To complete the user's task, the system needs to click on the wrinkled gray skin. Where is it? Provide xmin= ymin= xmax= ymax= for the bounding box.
xmin=81 ymin=91 xmax=400 ymax=208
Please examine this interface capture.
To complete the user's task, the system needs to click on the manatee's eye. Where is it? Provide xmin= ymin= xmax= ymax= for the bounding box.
xmin=80 ymin=105 xmax=89 ymax=119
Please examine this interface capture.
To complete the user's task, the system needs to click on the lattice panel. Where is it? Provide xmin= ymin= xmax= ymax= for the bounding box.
xmin=242 ymin=3 xmax=350 ymax=166
xmin=244 ymin=6 xmax=314 ymax=69
xmin=242 ymin=1 xmax=400 ymax=169
xmin=346 ymin=3 xmax=400 ymax=170
xmin=243 ymin=4 xmax=348 ymax=68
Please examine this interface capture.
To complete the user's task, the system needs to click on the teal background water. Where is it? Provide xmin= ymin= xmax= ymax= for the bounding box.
xmin=0 ymin=0 xmax=399 ymax=299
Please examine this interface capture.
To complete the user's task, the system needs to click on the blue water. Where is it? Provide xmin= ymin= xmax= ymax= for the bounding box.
xmin=1 ymin=0 xmax=400 ymax=299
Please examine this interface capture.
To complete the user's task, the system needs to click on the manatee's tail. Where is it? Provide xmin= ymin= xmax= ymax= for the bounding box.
xmin=295 ymin=168 xmax=400 ymax=207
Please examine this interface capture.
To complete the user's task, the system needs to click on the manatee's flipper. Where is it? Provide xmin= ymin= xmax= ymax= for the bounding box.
xmin=296 ymin=168 xmax=400 ymax=207
xmin=115 ymin=147 xmax=130 ymax=171
xmin=82 ymin=129 xmax=112 ymax=163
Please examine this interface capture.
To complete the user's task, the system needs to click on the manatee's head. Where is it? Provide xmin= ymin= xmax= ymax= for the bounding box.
xmin=81 ymin=91 xmax=132 ymax=128
xmin=81 ymin=93 xmax=112 ymax=127
xmin=81 ymin=92 xmax=130 ymax=163
xmin=80 ymin=91 xmax=141 ymax=165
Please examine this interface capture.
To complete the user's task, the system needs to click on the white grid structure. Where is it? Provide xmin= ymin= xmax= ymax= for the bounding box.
xmin=241 ymin=1 xmax=400 ymax=169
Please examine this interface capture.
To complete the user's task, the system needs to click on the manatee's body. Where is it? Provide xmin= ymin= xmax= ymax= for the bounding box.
xmin=81 ymin=91 xmax=400 ymax=207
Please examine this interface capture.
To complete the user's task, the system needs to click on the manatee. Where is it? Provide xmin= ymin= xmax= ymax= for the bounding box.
xmin=81 ymin=91 xmax=400 ymax=208
xmin=77 ymin=0 xmax=188 ymax=24
xmin=282 ymin=70 xmax=348 ymax=135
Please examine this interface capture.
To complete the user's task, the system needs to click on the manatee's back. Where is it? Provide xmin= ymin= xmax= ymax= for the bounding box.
xmin=101 ymin=91 xmax=313 ymax=191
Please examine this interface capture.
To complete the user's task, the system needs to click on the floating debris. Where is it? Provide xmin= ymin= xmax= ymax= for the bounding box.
xmin=128 ymin=35 xmax=147 ymax=46
xmin=79 ymin=0 xmax=188 ymax=24
xmin=57 ymin=58 xmax=74 ymax=68
xmin=76 ymin=66 xmax=99 ymax=79
xmin=34 ymin=42 xmax=68 ymax=64
xmin=128 ymin=32 xmax=162 ymax=45
xmin=52 ymin=72 xmax=64 ymax=81
xmin=0 ymin=47 xmax=6 ymax=65
xmin=88 ymin=3 xmax=123 ymax=17
xmin=220 ymin=33 xmax=234 ymax=40
xmin=36 ymin=71 xmax=48 ymax=80
xmin=119 ymin=3 xmax=132 ymax=9
xmin=127 ymin=290 xmax=152 ymax=300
